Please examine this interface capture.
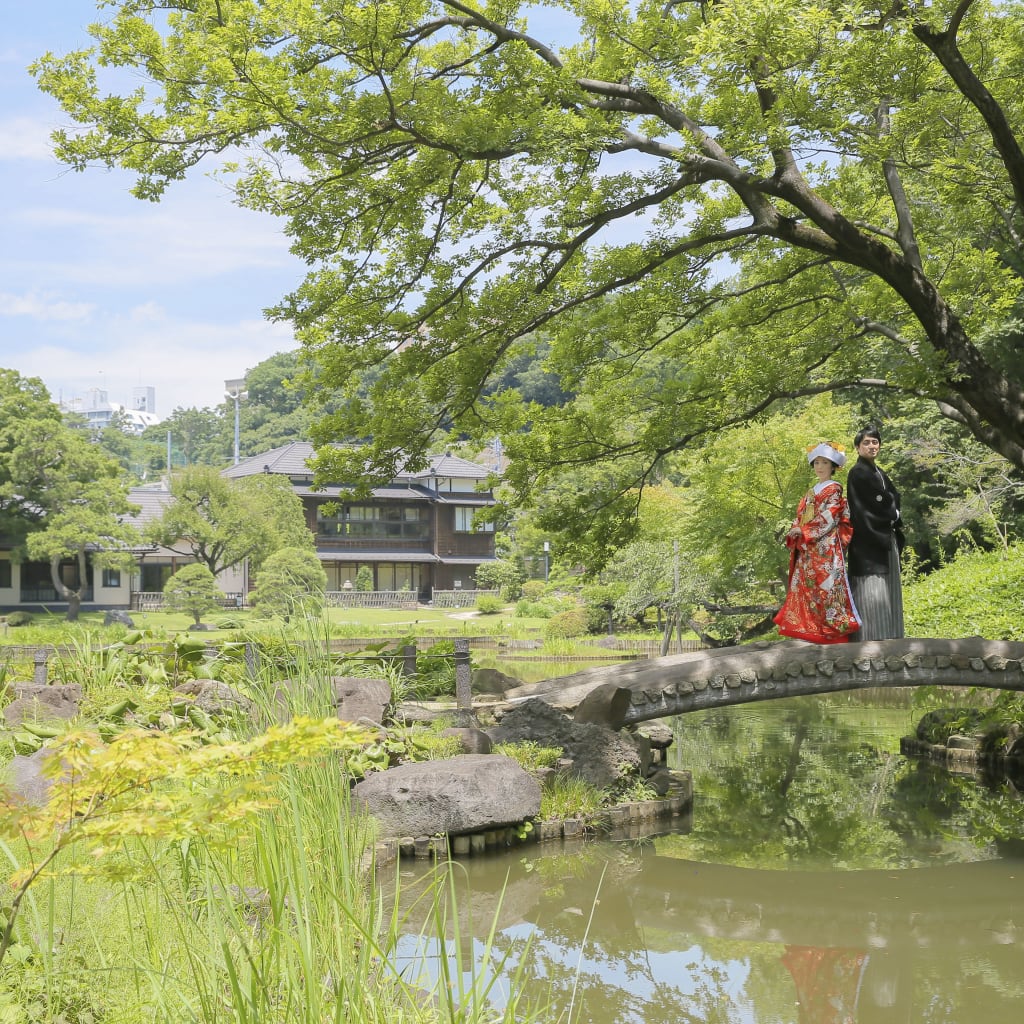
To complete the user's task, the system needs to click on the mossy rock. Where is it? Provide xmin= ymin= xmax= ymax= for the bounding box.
xmin=915 ymin=708 xmax=987 ymax=744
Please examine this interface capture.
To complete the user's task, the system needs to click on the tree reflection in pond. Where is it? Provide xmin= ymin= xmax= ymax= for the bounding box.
xmin=391 ymin=693 xmax=1024 ymax=1024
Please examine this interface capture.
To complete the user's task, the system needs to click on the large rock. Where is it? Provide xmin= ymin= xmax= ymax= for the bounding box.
xmin=274 ymin=676 xmax=392 ymax=726
xmin=333 ymin=676 xmax=391 ymax=725
xmin=352 ymin=754 xmax=540 ymax=837
xmin=172 ymin=679 xmax=255 ymax=719
xmin=8 ymin=749 xmax=57 ymax=804
xmin=3 ymin=683 xmax=82 ymax=727
xmin=488 ymin=698 xmax=650 ymax=789
xmin=472 ymin=667 xmax=519 ymax=696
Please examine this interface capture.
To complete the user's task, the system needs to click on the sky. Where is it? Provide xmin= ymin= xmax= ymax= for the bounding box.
xmin=1 ymin=1 xmax=305 ymax=419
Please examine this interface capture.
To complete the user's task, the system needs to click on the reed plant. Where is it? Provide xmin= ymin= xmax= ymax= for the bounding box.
xmin=539 ymin=777 xmax=607 ymax=823
xmin=0 ymin=612 xmax=549 ymax=1024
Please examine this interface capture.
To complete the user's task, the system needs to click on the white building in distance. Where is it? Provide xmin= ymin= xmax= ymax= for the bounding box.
xmin=62 ymin=386 xmax=161 ymax=435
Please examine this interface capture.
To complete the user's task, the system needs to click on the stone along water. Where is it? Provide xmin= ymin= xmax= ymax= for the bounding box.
xmin=390 ymin=692 xmax=1024 ymax=1023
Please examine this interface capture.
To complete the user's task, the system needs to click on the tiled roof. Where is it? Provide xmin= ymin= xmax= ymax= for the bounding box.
xmin=408 ymin=452 xmax=493 ymax=480
xmin=222 ymin=443 xmax=494 ymax=485
xmin=222 ymin=442 xmax=316 ymax=479
xmin=125 ymin=485 xmax=172 ymax=525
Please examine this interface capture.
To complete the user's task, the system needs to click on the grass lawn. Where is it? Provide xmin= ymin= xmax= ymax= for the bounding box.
xmin=0 ymin=603 xmax=552 ymax=647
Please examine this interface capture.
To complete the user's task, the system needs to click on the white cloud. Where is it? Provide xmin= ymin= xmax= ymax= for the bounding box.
xmin=0 ymin=117 xmax=58 ymax=161
xmin=0 ymin=289 xmax=94 ymax=320
xmin=17 ymin=313 xmax=298 ymax=417
xmin=12 ymin=192 xmax=297 ymax=289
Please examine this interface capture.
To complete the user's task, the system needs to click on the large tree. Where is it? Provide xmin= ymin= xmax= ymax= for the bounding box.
xmin=1 ymin=369 xmax=141 ymax=620
xmin=32 ymin=1 xmax=1024 ymax=543
xmin=145 ymin=465 xmax=313 ymax=577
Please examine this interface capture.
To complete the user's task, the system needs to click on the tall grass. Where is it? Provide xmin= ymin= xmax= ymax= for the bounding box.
xmin=0 ymin=613 xmax=548 ymax=1024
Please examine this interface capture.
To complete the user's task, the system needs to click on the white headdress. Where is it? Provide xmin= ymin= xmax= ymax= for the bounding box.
xmin=806 ymin=442 xmax=847 ymax=468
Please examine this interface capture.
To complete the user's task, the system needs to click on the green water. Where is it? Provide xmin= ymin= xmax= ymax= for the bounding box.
xmin=393 ymin=690 xmax=1024 ymax=1023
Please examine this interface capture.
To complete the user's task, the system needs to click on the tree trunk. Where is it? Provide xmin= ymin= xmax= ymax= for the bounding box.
xmin=49 ymin=554 xmax=82 ymax=622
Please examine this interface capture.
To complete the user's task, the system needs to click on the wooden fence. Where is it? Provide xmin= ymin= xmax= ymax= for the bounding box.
xmin=431 ymin=589 xmax=499 ymax=609
xmin=130 ymin=589 xmax=502 ymax=611
xmin=131 ymin=592 xmax=244 ymax=612
xmin=325 ymin=590 xmax=418 ymax=609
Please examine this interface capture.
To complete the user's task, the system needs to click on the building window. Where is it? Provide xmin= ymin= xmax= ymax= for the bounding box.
xmin=0 ymin=561 xmax=10 ymax=589
xmin=102 ymin=568 xmax=122 ymax=588
xmin=317 ymin=503 xmax=430 ymax=540
xmin=454 ymin=507 xmax=494 ymax=532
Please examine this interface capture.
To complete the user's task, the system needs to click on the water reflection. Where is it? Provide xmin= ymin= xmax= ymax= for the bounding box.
xmin=391 ymin=694 xmax=1024 ymax=1023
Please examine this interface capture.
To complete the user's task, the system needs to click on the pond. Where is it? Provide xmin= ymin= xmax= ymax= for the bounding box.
xmin=390 ymin=689 xmax=1024 ymax=1023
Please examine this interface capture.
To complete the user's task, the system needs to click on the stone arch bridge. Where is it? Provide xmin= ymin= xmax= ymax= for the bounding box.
xmin=503 ymin=638 xmax=1024 ymax=726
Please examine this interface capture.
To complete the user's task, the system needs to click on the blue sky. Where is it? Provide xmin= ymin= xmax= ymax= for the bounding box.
xmin=1 ymin=1 xmax=305 ymax=418
xmin=1 ymin=3 xmax=592 ymax=421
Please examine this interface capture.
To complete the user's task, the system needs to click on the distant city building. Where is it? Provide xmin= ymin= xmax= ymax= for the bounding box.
xmin=62 ymin=385 xmax=161 ymax=435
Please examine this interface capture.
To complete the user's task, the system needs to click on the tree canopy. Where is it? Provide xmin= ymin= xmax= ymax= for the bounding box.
xmin=1 ymin=369 xmax=140 ymax=619
xmin=33 ymin=0 xmax=1024 ymax=546
xmin=145 ymin=465 xmax=313 ymax=577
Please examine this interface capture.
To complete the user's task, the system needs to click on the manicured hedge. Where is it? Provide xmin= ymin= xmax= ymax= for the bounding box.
xmin=904 ymin=544 xmax=1024 ymax=640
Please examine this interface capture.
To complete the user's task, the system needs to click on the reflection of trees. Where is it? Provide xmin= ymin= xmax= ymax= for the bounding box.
xmin=667 ymin=700 xmax=907 ymax=868
xmin=883 ymin=759 xmax=977 ymax=861
xmin=396 ymin=696 xmax=1024 ymax=1023
xmin=883 ymin=753 xmax=1024 ymax=860
xmin=472 ymin=850 xmax=743 ymax=1024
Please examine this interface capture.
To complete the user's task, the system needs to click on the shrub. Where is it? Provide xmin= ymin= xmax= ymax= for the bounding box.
xmin=163 ymin=564 xmax=222 ymax=626
xmin=544 ymin=607 xmax=589 ymax=640
xmin=474 ymin=557 xmax=526 ymax=600
xmin=353 ymin=566 xmax=374 ymax=592
xmin=4 ymin=611 xmax=32 ymax=627
xmin=904 ymin=543 xmax=1024 ymax=639
xmin=521 ymin=580 xmax=546 ymax=601
xmin=251 ymin=547 xmax=327 ymax=620
xmin=515 ymin=598 xmax=554 ymax=619
xmin=539 ymin=776 xmax=607 ymax=822
xmin=583 ymin=603 xmax=611 ymax=634
xmin=475 ymin=594 xmax=503 ymax=614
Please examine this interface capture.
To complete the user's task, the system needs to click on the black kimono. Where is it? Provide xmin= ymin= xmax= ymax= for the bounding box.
xmin=845 ymin=457 xmax=904 ymax=639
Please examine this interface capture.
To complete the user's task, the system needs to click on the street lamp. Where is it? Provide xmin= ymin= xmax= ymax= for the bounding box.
xmin=224 ymin=378 xmax=247 ymax=465
xmin=543 ymin=540 xmax=550 ymax=582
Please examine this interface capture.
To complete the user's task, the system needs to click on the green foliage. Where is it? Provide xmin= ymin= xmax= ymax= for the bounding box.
xmin=0 ymin=716 xmax=377 ymax=968
xmin=904 ymin=543 xmax=1024 ymax=639
xmin=32 ymin=2 xmax=1024 ymax=558
xmin=520 ymin=580 xmax=546 ymax=601
xmin=514 ymin=599 xmax=554 ymax=619
xmin=146 ymin=465 xmax=313 ymax=578
xmin=1 ymin=369 xmax=141 ymax=619
xmin=250 ymin=546 xmax=328 ymax=621
xmin=163 ymin=563 xmax=222 ymax=626
xmin=543 ymin=607 xmax=590 ymax=640
xmin=914 ymin=708 xmax=989 ymax=745
xmin=3 ymin=612 xmax=31 ymax=628
xmin=353 ymin=566 xmax=374 ymax=592
xmin=539 ymin=776 xmax=607 ymax=823
xmin=493 ymin=740 xmax=562 ymax=775
xmin=403 ymin=728 xmax=464 ymax=763
xmin=475 ymin=594 xmax=503 ymax=614
xmin=610 ymin=777 xmax=661 ymax=804
xmin=474 ymin=558 xmax=526 ymax=601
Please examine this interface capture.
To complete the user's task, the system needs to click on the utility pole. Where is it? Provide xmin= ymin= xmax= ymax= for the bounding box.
xmin=224 ymin=378 xmax=247 ymax=465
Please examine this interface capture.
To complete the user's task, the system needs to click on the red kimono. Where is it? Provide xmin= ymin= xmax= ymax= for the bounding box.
xmin=774 ymin=480 xmax=860 ymax=644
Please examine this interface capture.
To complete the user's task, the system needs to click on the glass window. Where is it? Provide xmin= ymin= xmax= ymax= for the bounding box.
xmin=102 ymin=568 xmax=122 ymax=588
xmin=0 ymin=560 xmax=10 ymax=589
xmin=454 ymin=507 xmax=494 ymax=532
xmin=317 ymin=502 xmax=430 ymax=540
